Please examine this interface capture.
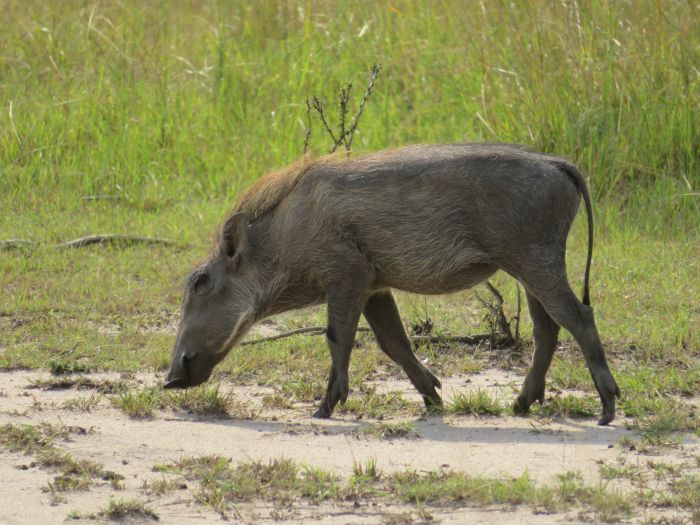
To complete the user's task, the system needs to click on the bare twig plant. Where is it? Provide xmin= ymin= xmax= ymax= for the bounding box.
xmin=475 ymin=281 xmax=523 ymax=347
xmin=303 ymin=64 xmax=382 ymax=155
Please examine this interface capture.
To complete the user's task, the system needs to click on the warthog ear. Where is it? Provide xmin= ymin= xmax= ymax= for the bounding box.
xmin=220 ymin=212 xmax=250 ymax=259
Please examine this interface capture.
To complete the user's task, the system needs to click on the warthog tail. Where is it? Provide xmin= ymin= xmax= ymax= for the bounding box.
xmin=557 ymin=161 xmax=593 ymax=306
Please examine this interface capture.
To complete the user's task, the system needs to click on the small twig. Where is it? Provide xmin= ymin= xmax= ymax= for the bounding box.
xmin=310 ymin=96 xmax=340 ymax=151
xmin=345 ymin=64 xmax=381 ymax=151
xmin=485 ymin=281 xmax=513 ymax=341
xmin=338 ymin=83 xmax=352 ymax=154
xmin=240 ymin=326 xmax=369 ymax=346
xmin=239 ymin=325 xmax=492 ymax=347
xmin=303 ymin=97 xmax=313 ymax=155
xmin=54 ymin=235 xmax=175 ymax=249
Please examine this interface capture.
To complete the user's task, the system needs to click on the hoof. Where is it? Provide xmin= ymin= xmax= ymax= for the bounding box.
xmin=312 ymin=405 xmax=331 ymax=419
xmin=512 ymin=395 xmax=531 ymax=415
xmin=597 ymin=408 xmax=615 ymax=426
xmin=422 ymin=393 xmax=443 ymax=409
xmin=423 ymin=396 xmax=443 ymax=415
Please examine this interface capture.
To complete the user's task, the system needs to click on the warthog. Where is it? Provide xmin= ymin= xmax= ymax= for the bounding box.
xmin=164 ymin=143 xmax=620 ymax=425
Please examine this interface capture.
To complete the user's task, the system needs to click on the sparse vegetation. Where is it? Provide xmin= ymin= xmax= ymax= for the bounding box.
xmin=337 ymin=387 xmax=418 ymax=419
xmin=62 ymin=393 xmax=103 ymax=412
xmin=0 ymin=423 xmax=118 ymax=498
xmin=142 ymin=477 xmax=188 ymax=496
xmin=101 ymin=498 xmax=159 ymax=521
xmin=631 ymin=402 xmax=698 ymax=446
xmin=160 ymin=455 xmax=643 ymax=521
xmin=161 ymin=456 xmax=340 ymax=513
xmin=532 ymin=394 xmax=599 ymax=419
xmin=110 ymin=384 xmax=249 ymax=418
xmin=448 ymin=389 xmax=504 ymax=416
xmin=358 ymin=422 xmax=419 ymax=440
xmin=261 ymin=392 xmax=295 ymax=410
xmin=27 ymin=376 xmax=127 ymax=393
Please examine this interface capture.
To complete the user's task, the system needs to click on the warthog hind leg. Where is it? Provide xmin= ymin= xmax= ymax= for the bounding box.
xmin=363 ymin=290 xmax=442 ymax=411
xmin=527 ymin=283 xmax=620 ymax=425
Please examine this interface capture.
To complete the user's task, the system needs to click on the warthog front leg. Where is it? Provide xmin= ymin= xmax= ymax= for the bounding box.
xmin=363 ymin=290 xmax=442 ymax=411
xmin=514 ymin=291 xmax=560 ymax=415
xmin=313 ymin=291 xmax=363 ymax=419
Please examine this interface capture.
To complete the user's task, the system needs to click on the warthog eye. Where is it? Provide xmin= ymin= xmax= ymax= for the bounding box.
xmin=192 ymin=272 xmax=211 ymax=294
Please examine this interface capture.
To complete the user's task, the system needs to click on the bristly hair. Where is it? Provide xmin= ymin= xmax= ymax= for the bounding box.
xmin=211 ymin=154 xmax=341 ymax=255
xmin=230 ymin=154 xmax=341 ymax=221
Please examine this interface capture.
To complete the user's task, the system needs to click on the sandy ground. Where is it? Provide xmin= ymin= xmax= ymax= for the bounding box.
xmin=0 ymin=369 xmax=698 ymax=524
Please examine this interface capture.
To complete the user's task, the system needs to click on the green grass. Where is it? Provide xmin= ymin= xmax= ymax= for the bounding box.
xmin=0 ymin=423 xmax=119 ymax=498
xmin=631 ymin=402 xmax=699 ymax=446
xmin=358 ymin=422 xmax=419 ymax=440
xmin=142 ymin=477 xmax=187 ymax=496
xmin=532 ymin=394 xmax=599 ymax=419
xmin=337 ymin=387 xmax=419 ymax=419
xmin=165 ymin=456 xmax=341 ymax=512
xmin=61 ymin=393 xmax=103 ymax=412
xmin=101 ymin=498 xmax=159 ymax=522
xmin=1 ymin=1 xmax=697 ymax=213
xmin=110 ymin=384 xmax=249 ymax=418
xmin=448 ymin=389 xmax=504 ymax=416
xmin=163 ymin=455 xmax=639 ymax=521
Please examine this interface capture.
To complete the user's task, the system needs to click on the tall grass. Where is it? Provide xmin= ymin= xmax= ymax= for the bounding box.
xmin=1 ymin=0 xmax=697 ymax=235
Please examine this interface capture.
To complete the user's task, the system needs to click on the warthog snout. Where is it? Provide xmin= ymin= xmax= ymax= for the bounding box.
xmin=163 ymin=350 xmax=214 ymax=389
xmin=162 ymin=375 xmax=188 ymax=389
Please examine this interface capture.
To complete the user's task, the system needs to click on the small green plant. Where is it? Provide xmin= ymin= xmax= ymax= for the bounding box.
xmin=0 ymin=423 xmax=53 ymax=453
xmin=166 ymin=385 xmax=239 ymax=416
xmin=554 ymin=471 xmax=632 ymax=522
xmin=278 ymin=377 xmax=326 ymax=402
xmin=101 ymin=498 xmax=159 ymax=521
xmin=1 ymin=423 xmax=117 ymax=496
xmin=62 ymin=393 xmax=103 ymax=412
xmin=261 ymin=392 xmax=295 ymax=409
xmin=359 ymin=422 xmax=419 ymax=440
xmin=337 ymin=387 xmax=417 ymax=419
xmin=598 ymin=459 xmax=643 ymax=482
xmin=666 ymin=475 xmax=700 ymax=508
xmin=111 ymin=385 xmax=246 ymax=418
xmin=352 ymin=458 xmax=381 ymax=481
xmin=632 ymin=401 xmax=697 ymax=446
xmin=533 ymin=394 xmax=599 ymax=418
xmin=112 ymin=388 xmax=162 ymax=418
xmin=167 ymin=456 xmax=340 ymax=515
xmin=142 ymin=477 xmax=186 ymax=496
xmin=49 ymin=359 xmax=90 ymax=375
xmin=449 ymin=389 xmax=503 ymax=416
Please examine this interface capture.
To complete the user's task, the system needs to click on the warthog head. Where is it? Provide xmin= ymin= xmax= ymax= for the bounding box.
xmin=164 ymin=213 xmax=258 ymax=389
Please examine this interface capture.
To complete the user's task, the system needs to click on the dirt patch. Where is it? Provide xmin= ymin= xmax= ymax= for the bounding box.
xmin=0 ymin=370 xmax=698 ymax=524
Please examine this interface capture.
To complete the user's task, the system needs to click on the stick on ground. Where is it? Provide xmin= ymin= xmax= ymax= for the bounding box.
xmin=55 ymin=235 xmax=175 ymax=249
xmin=239 ymin=326 xmax=493 ymax=347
